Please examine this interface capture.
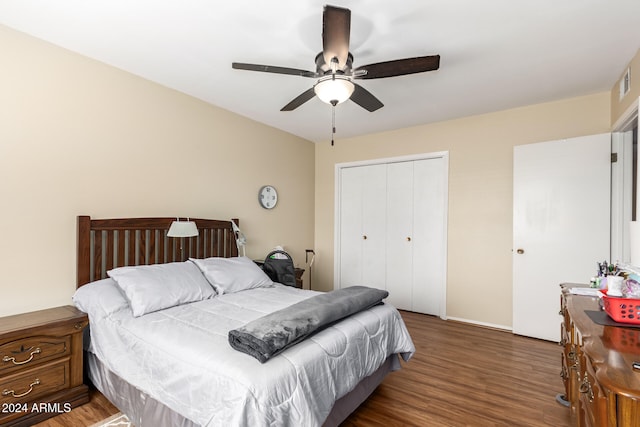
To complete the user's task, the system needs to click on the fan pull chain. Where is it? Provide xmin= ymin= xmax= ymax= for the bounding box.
xmin=331 ymin=104 xmax=336 ymax=146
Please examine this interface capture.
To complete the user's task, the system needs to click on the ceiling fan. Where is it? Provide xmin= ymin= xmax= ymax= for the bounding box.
xmin=232 ymin=5 xmax=440 ymax=113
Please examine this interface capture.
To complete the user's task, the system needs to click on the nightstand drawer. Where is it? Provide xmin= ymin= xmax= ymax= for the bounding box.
xmin=0 ymin=358 xmax=69 ymax=406
xmin=0 ymin=306 xmax=88 ymax=426
xmin=0 ymin=336 xmax=70 ymax=375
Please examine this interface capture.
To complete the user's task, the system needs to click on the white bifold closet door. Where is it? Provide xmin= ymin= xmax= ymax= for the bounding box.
xmin=339 ymin=164 xmax=387 ymax=291
xmin=337 ymin=156 xmax=447 ymax=316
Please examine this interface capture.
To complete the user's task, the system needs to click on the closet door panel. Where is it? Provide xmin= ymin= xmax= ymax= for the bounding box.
xmin=339 ymin=166 xmax=364 ymax=287
xmin=385 ymin=161 xmax=414 ymax=310
xmin=339 ymin=164 xmax=387 ymax=289
xmin=412 ymin=158 xmax=446 ymax=315
xmin=361 ymin=164 xmax=387 ymax=290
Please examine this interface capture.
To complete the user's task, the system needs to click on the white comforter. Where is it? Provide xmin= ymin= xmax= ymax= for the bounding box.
xmin=79 ymin=283 xmax=415 ymax=426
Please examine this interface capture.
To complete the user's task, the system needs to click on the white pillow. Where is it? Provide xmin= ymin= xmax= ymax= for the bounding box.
xmin=72 ymin=277 xmax=129 ymax=320
xmin=107 ymin=261 xmax=215 ymax=317
xmin=189 ymin=256 xmax=273 ymax=295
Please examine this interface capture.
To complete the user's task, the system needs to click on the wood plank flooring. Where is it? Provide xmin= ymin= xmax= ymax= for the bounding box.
xmin=34 ymin=311 xmax=570 ymax=426
xmin=32 ymin=388 xmax=118 ymax=427
xmin=342 ymin=311 xmax=570 ymax=426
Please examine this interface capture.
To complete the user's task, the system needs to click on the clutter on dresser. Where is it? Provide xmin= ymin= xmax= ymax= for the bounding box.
xmin=589 ymin=259 xmax=619 ymax=289
xmin=592 ymin=262 xmax=640 ymax=324
xmin=605 ymin=262 xmax=640 ymax=297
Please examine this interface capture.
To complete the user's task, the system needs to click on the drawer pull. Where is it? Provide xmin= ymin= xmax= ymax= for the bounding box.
xmin=560 ymin=366 xmax=568 ymax=380
xmin=579 ymin=376 xmax=594 ymax=403
xmin=2 ymin=347 xmax=41 ymax=365
xmin=2 ymin=379 xmax=40 ymax=398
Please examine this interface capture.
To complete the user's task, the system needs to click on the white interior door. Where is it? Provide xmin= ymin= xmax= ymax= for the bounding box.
xmin=513 ymin=134 xmax=610 ymax=341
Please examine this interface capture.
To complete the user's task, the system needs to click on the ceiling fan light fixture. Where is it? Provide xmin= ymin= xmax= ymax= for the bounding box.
xmin=314 ymin=75 xmax=354 ymax=105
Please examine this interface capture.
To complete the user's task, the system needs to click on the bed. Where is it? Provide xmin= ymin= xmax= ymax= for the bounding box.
xmin=73 ymin=215 xmax=415 ymax=427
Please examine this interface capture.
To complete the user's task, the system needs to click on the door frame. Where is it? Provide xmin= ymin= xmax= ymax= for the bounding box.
xmin=611 ymin=97 xmax=639 ymax=263
xmin=334 ymin=151 xmax=449 ymax=319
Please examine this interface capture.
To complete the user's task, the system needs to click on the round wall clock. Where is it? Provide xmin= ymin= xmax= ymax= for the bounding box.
xmin=258 ymin=185 xmax=278 ymax=209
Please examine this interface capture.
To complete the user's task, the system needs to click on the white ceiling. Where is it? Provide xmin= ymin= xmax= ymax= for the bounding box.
xmin=2 ymin=1 xmax=640 ymax=142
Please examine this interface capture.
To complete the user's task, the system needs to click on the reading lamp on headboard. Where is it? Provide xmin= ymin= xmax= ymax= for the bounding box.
xmin=231 ymin=221 xmax=247 ymax=257
xmin=167 ymin=218 xmax=199 ymax=262
xmin=167 ymin=218 xmax=199 ymax=237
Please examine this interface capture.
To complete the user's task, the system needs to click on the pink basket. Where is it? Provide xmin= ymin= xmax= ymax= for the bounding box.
xmin=601 ymin=289 xmax=640 ymax=325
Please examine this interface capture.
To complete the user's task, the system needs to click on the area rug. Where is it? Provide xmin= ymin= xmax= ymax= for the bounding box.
xmin=88 ymin=412 xmax=133 ymax=427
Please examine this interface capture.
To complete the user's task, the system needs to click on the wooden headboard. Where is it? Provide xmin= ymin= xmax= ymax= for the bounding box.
xmin=77 ymin=216 xmax=239 ymax=287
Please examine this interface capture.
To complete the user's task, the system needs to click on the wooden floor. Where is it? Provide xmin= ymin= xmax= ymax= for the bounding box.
xmin=33 ymin=388 xmax=118 ymax=427
xmin=35 ymin=311 xmax=570 ymax=426
xmin=343 ymin=311 xmax=570 ymax=427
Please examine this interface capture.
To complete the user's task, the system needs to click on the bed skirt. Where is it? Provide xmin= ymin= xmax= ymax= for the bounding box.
xmin=86 ymin=351 xmax=399 ymax=427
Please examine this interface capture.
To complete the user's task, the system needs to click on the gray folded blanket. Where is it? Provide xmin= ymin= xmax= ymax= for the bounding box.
xmin=228 ymin=286 xmax=389 ymax=363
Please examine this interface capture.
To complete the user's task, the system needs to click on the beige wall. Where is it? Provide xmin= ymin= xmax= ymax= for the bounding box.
xmin=0 ymin=25 xmax=315 ymax=317
xmin=0 ymin=22 xmax=625 ymax=329
xmin=611 ymin=48 xmax=640 ymax=126
xmin=314 ymin=93 xmax=611 ymax=328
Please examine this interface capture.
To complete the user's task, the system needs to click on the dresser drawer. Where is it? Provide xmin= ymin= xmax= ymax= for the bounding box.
xmin=0 ymin=336 xmax=70 ymax=375
xmin=0 ymin=358 xmax=69 ymax=406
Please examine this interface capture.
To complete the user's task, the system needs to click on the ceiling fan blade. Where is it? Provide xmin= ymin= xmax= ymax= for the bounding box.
xmin=354 ymin=55 xmax=440 ymax=80
xmin=232 ymin=62 xmax=317 ymax=78
xmin=280 ymin=88 xmax=317 ymax=111
xmin=322 ymin=5 xmax=351 ymax=70
xmin=350 ymin=83 xmax=384 ymax=112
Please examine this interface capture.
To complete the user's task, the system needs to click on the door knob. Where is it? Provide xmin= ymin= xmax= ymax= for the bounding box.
xmin=516 ymin=248 xmax=525 ymax=254
xmin=407 ymin=237 xmax=411 ymax=242
xmin=363 ymin=235 xmax=367 ymax=240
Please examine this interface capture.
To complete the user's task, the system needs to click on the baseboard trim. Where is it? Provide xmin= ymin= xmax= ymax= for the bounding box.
xmin=445 ymin=316 xmax=512 ymax=332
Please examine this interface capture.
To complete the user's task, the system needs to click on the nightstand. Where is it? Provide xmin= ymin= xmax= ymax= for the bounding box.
xmin=0 ymin=306 xmax=89 ymax=426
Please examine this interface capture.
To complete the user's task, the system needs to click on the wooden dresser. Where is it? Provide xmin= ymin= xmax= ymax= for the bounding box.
xmin=0 ymin=306 xmax=89 ymax=426
xmin=560 ymin=285 xmax=640 ymax=426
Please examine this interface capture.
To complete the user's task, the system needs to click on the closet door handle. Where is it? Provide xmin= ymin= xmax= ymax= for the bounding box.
xmin=363 ymin=235 xmax=367 ymax=240
xmin=406 ymin=237 xmax=411 ymax=242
